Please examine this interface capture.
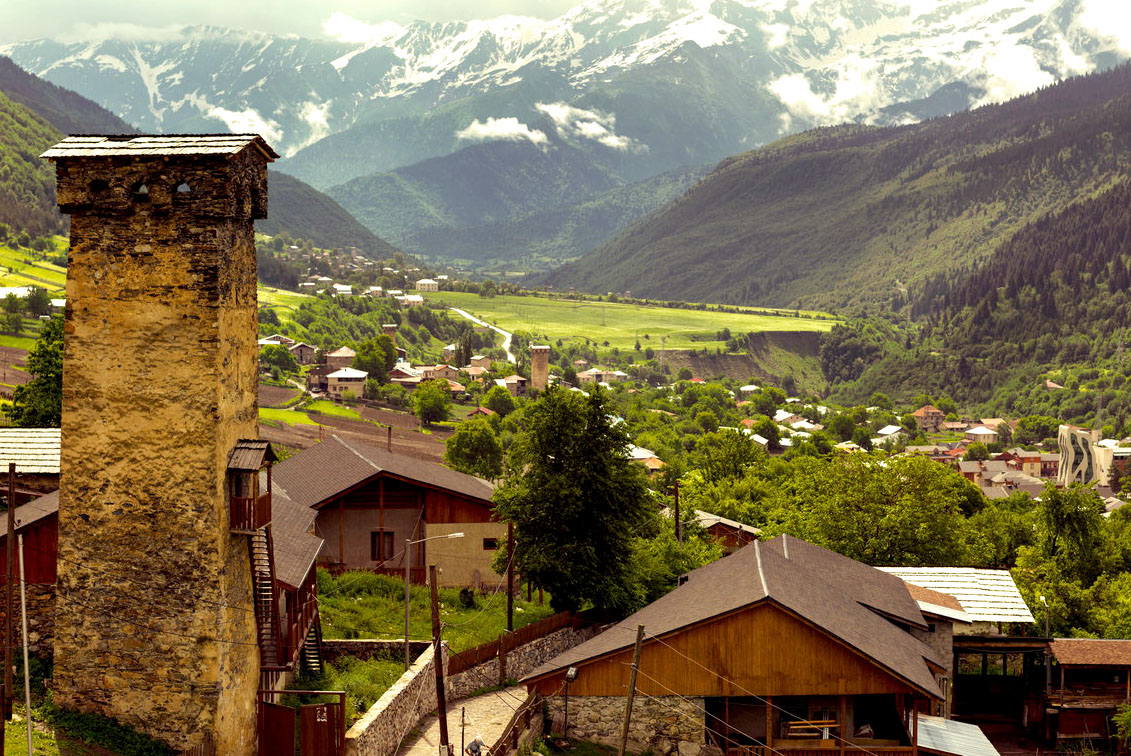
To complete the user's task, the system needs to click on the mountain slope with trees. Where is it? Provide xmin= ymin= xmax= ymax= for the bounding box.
xmin=549 ymin=63 xmax=1131 ymax=311
xmin=0 ymin=55 xmax=136 ymax=135
xmin=0 ymin=91 xmax=64 ymax=237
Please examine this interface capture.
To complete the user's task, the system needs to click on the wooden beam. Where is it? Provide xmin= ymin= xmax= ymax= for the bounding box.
xmin=765 ymin=695 xmax=773 ymax=750
xmin=911 ymin=700 xmax=918 ymax=756
xmin=338 ymin=499 xmax=344 ymax=566
xmin=839 ymin=695 xmax=847 ymax=756
xmin=379 ymin=478 xmax=385 ymax=562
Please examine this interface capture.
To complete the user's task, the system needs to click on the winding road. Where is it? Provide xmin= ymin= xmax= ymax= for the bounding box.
xmin=449 ymin=307 xmax=516 ymax=364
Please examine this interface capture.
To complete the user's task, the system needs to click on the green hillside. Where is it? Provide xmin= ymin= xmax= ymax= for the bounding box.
xmin=401 ymin=164 xmax=709 ymax=270
xmin=258 ymin=171 xmax=400 ymax=256
xmin=549 ymin=63 xmax=1131 ymax=312
xmin=0 ymin=91 xmax=63 ymax=237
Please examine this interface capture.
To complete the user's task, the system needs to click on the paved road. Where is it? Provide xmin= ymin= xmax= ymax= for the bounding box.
xmin=449 ymin=308 xmax=516 ymax=364
xmin=396 ymin=686 xmax=527 ymax=756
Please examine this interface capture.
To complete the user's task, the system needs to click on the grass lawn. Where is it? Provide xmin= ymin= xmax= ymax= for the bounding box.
xmin=428 ymin=292 xmax=836 ymax=352
xmin=0 ymin=239 xmax=68 ymax=291
xmin=259 ymin=407 xmax=321 ymax=426
xmin=305 ymin=399 xmax=362 ymax=420
xmin=257 ymin=285 xmax=312 ymax=324
xmin=317 ymin=570 xmax=555 ymax=652
xmin=0 ymin=332 xmax=38 ymax=351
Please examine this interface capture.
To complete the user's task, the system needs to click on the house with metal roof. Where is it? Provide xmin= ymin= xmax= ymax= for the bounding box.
xmin=0 ymin=427 xmax=61 ymax=503
xmin=523 ymin=536 xmax=999 ymax=756
xmin=875 ymin=567 xmax=1035 ymax=633
xmin=272 ymin=434 xmax=503 ymax=587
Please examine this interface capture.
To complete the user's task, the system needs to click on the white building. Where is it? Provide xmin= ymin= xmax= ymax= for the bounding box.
xmin=416 ymin=278 xmax=439 ymax=292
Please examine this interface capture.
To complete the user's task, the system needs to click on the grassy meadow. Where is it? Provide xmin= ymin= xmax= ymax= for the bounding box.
xmin=427 ymin=291 xmax=835 ymax=351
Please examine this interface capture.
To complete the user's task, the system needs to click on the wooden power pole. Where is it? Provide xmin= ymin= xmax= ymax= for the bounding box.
xmin=618 ymin=625 xmax=645 ymax=756
xmin=429 ymin=565 xmax=451 ymax=755
xmin=673 ymin=481 xmax=681 ymax=543
xmin=506 ymin=523 xmax=515 ymax=632
xmin=4 ymin=462 xmax=14 ymax=720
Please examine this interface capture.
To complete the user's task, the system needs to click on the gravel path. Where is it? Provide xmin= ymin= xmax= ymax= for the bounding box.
xmin=397 ymin=686 xmax=527 ymax=756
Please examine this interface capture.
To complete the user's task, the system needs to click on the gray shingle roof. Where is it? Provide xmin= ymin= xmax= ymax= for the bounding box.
xmin=272 ymin=435 xmax=494 ymax=510
xmin=227 ymin=439 xmax=277 ymax=472
xmin=10 ymin=490 xmax=58 ymax=530
xmin=0 ymin=428 xmax=60 ymax=474
xmin=41 ymin=134 xmax=278 ymax=159
xmin=524 ymin=536 xmax=943 ymax=698
xmin=270 ymin=484 xmax=322 ymax=590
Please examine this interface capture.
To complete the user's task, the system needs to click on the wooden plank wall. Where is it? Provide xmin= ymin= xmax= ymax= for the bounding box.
xmin=532 ymin=604 xmax=914 ymax=698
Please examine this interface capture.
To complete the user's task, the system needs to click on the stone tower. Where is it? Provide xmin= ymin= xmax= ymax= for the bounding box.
xmin=42 ymin=134 xmax=277 ymax=754
xmin=531 ymin=345 xmax=550 ymax=391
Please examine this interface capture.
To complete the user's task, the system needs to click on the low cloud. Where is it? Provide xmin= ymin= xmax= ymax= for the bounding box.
xmin=1076 ymin=0 xmax=1131 ymax=55
xmin=206 ymin=106 xmax=284 ymax=146
xmin=535 ymin=102 xmax=645 ymax=152
xmin=56 ymin=22 xmax=189 ymax=44
xmin=456 ymin=117 xmax=548 ymax=146
xmin=322 ymin=12 xmax=403 ymax=45
xmin=971 ymin=43 xmax=1055 ymax=107
xmin=768 ymin=55 xmax=886 ymax=124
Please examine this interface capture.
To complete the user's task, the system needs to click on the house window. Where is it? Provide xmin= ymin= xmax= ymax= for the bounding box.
xmin=483 ymin=538 xmax=499 ymax=550
xmin=371 ymin=531 xmax=394 ymax=562
xmin=927 ymin=623 xmax=936 ymax=633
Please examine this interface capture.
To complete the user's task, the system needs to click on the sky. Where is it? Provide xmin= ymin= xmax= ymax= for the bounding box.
xmin=0 ymin=0 xmax=582 ymax=44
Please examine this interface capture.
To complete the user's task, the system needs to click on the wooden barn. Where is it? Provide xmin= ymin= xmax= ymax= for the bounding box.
xmin=271 ymin=435 xmax=502 ymax=587
xmin=1045 ymin=639 xmax=1131 ymax=745
xmin=524 ymin=536 xmax=999 ymax=756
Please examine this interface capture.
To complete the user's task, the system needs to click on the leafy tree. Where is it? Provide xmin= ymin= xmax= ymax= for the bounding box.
xmin=827 ymin=414 xmax=856 ymax=442
xmin=25 ymin=287 xmax=49 ymax=317
xmin=749 ymin=416 xmax=780 ymax=450
xmin=10 ymin=316 xmax=62 ymax=427
xmin=354 ymin=335 xmax=397 ymax=382
xmin=2 ymin=312 xmax=20 ymax=335
xmin=695 ymin=410 xmax=719 ymax=433
xmin=995 ymin=422 xmax=1013 ymax=447
xmin=412 ymin=380 xmax=451 ymax=424
xmin=964 ymin=442 xmax=989 ymax=461
xmin=819 ymin=324 xmax=882 ymax=383
xmin=677 ymin=368 xmax=693 ymax=381
xmin=851 ymin=427 xmax=873 ymax=451
xmin=483 ymin=385 xmax=517 ymax=417
xmin=259 ymin=344 xmax=298 ymax=373
xmin=693 ymin=429 xmax=765 ymax=484
xmin=625 ymin=515 xmax=722 ymax=607
xmin=493 ymin=386 xmax=655 ymax=613
xmin=869 ymin=392 xmax=893 ymax=411
xmin=444 ymin=417 xmax=503 ymax=480
xmin=1014 ymin=415 xmax=1062 ymax=445
xmin=3 ymin=293 xmax=18 ymax=315
xmin=1033 ymin=484 xmax=1109 ymax=585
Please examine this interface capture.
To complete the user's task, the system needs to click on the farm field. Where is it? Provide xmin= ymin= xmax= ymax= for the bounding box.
xmin=0 ymin=238 xmax=68 ymax=291
xmin=427 ymin=291 xmax=836 ymax=350
xmin=257 ymin=285 xmax=312 ymax=321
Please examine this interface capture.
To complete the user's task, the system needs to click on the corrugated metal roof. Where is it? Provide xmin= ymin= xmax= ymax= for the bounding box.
xmin=41 ymin=134 xmax=278 ymax=160
xmin=524 ymin=537 xmax=943 ymax=698
xmin=876 ymin=567 xmax=1035 ymax=624
xmin=0 ymin=428 xmax=61 ymax=474
xmin=1050 ymin=638 xmax=1131 ymax=666
xmin=917 ymin=715 xmax=1000 ymax=756
xmin=227 ymin=439 xmax=277 ymax=471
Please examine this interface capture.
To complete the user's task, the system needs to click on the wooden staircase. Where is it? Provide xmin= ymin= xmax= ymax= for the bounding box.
xmin=300 ymin=617 xmax=324 ymax=677
xmin=250 ymin=526 xmax=283 ymax=679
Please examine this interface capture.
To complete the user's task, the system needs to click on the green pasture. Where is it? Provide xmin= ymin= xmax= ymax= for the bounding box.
xmin=428 ymin=291 xmax=836 ymax=350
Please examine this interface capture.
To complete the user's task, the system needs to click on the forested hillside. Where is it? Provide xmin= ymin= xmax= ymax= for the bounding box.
xmin=0 ymin=55 xmax=136 ymax=135
xmin=549 ymin=63 xmax=1131 ymax=311
xmin=0 ymin=91 xmax=63 ymax=237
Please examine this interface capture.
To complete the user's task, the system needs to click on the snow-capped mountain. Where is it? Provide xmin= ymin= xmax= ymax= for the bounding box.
xmin=2 ymin=0 xmax=1125 ymax=183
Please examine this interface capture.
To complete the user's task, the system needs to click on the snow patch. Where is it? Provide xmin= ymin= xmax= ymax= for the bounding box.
xmin=1077 ymin=0 xmax=1131 ymax=54
xmin=762 ymin=23 xmax=790 ymax=49
xmin=455 ymin=117 xmax=547 ymax=146
xmin=94 ymin=54 xmax=129 ymax=73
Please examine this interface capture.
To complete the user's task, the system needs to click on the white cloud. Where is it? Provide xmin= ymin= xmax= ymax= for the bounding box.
xmin=55 ymin=22 xmax=188 ymax=44
xmin=1077 ymin=0 xmax=1131 ymax=54
xmin=455 ymin=117 xmax=547 ymax=145
xmin=972 ymin=43 xmax=1055 ymax=107
xmin=322 ymin=12 xmax=403 ymax=45
xmin=534 ymin=101 xmax=646 ymax=152
xmin=768 ymin=55 xmax=886 ymax=124
xmin=205 ymin=106 xmax=284 ymax=146
xmin=761 ymin=23 xmax=789 ymax=49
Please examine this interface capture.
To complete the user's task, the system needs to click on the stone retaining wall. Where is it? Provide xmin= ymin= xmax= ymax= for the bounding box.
xmin=322 ymin=639 xmax=431 ymax=664
xmin=447 ymin=623 xmax=603 ymax=701
xmin=545 ymin=694 xmax=709 ymax=756
xmin=0 ymin=584 xmax=55 ymax=658
xmin=346 ymin=643 xmax=447 ymax=756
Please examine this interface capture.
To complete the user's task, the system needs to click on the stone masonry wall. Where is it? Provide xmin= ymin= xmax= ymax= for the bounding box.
xmin=322 ymin=639 xmax=432 ymax=665
xmin=346 ymin=642 xmax=445 ymax=756
xmin=447 ymin=623 xmax=604 ymax=701
xmin=0 ymin=584 xmax=55 ymax=658
xmin=546 ymin=694 xmax=706 ymax=756
xmin=50 ymin=147 xmax=268 ymax=755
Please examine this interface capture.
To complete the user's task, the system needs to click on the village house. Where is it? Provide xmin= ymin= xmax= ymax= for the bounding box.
xmin=272 ymin=435 xmax=503 ymax=587
xmin=326 ymin=367 xmax=367 ymax=398
xmin=964 ymin=426 xmax=998 ymax=444
xmin=912 ymin=405 xmax=946 ymax=433
xmin=501 ymin=374 xmax=528 ymax=396
xmin=325 ymin=346 xmax=356 ymax=370
xmin=442 ymin=343 xmax=456 ymax=362
xmin=524 ymin=535 xmax=996 ymax=756
xmin=999 ymin=448 xmax=1041 ymax=477
xmin=469 ymin=355 xmax=492 ymax=369
xmin=287 ymin=342 xmax=317 ymax=365
xmin=1045 ymin=639 xmax=1131 ymax=745
xmin=423 ymin=364 xmax=460 ymax=381
xmin=388 ymin=363 xmax=423 ymax=389
xmin=415 ymin=278 xmax=439 ymax=292
xmin=306 ymin=364 xmax=332 ymax=393
xmin=941 ymin=421 xmax=970 ymax=432
xmin=467 ymin=406 xmax=496 ymax=419
xmin=692 ymin=510 xmax=761 ymax=553
xmin=258 ymin=333 xmax=295 ymax=347
xmin=0 ymin=428 xmax=61 ymax=504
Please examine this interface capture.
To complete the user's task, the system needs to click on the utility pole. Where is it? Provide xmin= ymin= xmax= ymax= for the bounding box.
xmin=506 ymin=523 xmax=515 ymax=633
xmin=618 ymin=625 xmax=645 ymax=756
xmin=429 ymin=565 xmax=451 ymax=756
xmin=461 ymin=707 xmax=466 ymax=756
xmin=405 ymin=538 xmax=412 ymax=670
xmin=17 ymin=535 xmax=30 ymax=756
xmin=4 ymin=462 xmax=14 ymax=720
xmin=673 ymin=482 xmax=681 ymax=543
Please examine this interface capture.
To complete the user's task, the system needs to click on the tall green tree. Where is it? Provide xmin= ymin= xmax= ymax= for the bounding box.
xmin=483 ymin=385 xmax=517 ymax=417
xmin=444 ymin=417 xmax=503 ymax=480
xmin=354 ymin=335 xmax=397 ymax=382
xmin=10 ymin=316 xmax=62 ymax=427
xmin=493 ymin=386 xmax=655 ymax=613
xmin=412 ymin=380 xmax=451 ymax=424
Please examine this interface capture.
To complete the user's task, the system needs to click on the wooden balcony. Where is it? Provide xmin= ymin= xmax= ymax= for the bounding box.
xmin=231 ymin=492 xmax=271 ymax=533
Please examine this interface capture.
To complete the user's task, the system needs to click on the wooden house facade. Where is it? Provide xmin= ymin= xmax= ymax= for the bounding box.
xmin=1045 ymin=639 xmax=1131 ymax=745
xmin=524 ymin=537 xmax=998 ymax=756
xmin=271 ymin=435 xmax=503 ymax=587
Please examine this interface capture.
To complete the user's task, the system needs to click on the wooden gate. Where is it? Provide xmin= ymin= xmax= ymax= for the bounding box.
xmin=258 ymin=690 xmax=346 ymax=756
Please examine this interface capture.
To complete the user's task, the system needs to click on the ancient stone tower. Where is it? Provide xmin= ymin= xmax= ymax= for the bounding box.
xmin=42 ymin=134 xmax=277 ymax=754
xmin=531 ymin=345 xmax=550 ymax=391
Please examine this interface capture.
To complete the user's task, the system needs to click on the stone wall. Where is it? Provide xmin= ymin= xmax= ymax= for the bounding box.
xmin=0 ymin=584 xmax=55 ymax=657
xmin=546 ymin=694 xmax=706 ymax=756
xmin=446 ymin=623 xmax=604 ymax=701
xmin=346 ymin=642 xmax=445 ymax=756
xmin=50 ymin=145 xmax=269 ymax=755
xmin=322 ymin=639 xmax=431 ymax=665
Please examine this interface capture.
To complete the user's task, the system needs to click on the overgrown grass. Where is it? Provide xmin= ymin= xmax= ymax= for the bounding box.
xmin=259 ymin=407 xmax=322 ymax=426
xmin=289 ymin=654 xmax=406 ymax=726
xmin=305 ymin=399 xmax=361 ymax=419
xmin=317 ymin=570 xmax=555 ymax=653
